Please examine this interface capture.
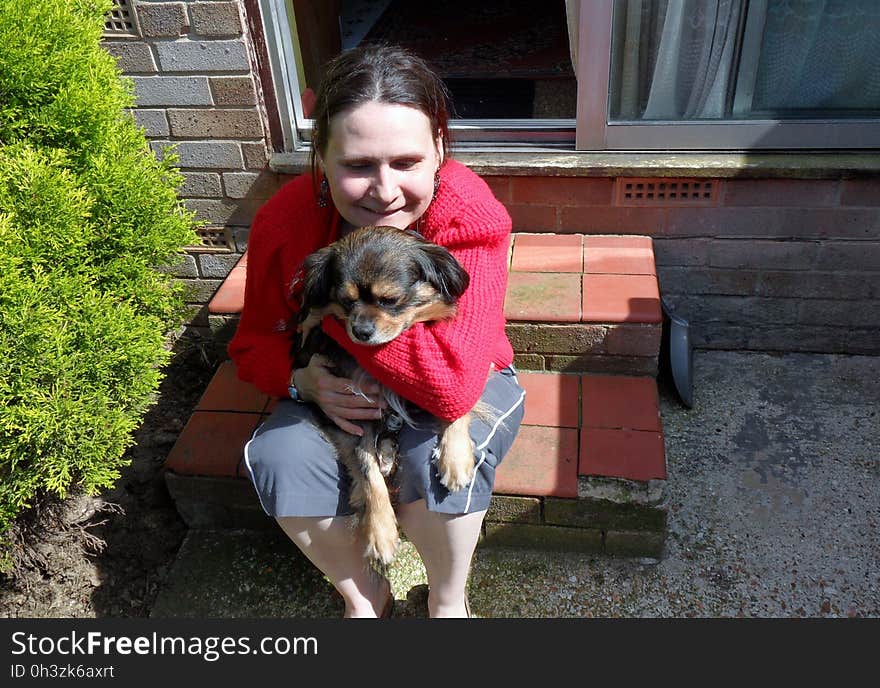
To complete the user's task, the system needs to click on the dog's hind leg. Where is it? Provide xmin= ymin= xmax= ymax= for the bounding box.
xmin=376 ymin=436 xmax=398 ymax=478
xmin=434 ymin=415 xmax=475 ymax=493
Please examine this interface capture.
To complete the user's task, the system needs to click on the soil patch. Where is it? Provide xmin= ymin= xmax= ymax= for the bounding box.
xmin=0 ymin=336 xmax=216 ymax=618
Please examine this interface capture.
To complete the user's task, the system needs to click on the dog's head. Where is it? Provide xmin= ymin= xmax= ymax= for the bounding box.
xmin=300 ymin=226 xmax=470 ymax=345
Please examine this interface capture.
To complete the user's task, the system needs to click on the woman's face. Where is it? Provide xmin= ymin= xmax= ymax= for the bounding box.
xmin=321 ymin=101 xmax=442 ymax=230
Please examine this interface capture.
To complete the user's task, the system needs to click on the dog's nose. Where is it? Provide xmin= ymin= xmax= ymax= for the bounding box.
xmin=351 ymin=322 xmax=375 ymax=342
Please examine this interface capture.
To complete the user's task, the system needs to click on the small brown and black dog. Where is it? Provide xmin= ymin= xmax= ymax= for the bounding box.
xmin=291 ymin=226 xmax=483 ymax=566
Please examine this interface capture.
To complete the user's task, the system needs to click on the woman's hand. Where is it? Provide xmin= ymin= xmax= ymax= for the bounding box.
xmin=294 ymin=354 xmax=384 ymax=436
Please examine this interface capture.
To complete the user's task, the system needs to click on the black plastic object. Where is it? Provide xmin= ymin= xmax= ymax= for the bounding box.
xmin=660 ymin=297 xmax=694 ymax=408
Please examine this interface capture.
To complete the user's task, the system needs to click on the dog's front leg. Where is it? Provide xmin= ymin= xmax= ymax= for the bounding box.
xmin=297 ymin=307 xmax=326 ymax=343
xmin=434 ymin=415 xmax=475 ymax=493
xmin=298 ymin=303 xmax=347 ymax=343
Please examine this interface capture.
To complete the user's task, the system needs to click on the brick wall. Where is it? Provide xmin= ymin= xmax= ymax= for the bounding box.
xmin=101 ymin=0 xmax=284 ymax=334
xmin=102 ymin=3 xmax=880 ymax=355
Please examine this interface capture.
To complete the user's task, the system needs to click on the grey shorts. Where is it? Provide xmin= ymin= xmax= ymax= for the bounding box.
xmin=243 ymin=366 xmax=526 ymax=517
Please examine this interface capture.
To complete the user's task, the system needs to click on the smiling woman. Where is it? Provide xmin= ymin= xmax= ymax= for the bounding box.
xmin=227 ymin=44 xmax=525 ymax=619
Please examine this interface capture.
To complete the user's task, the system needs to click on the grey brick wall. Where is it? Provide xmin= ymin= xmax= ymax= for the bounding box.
xmin=102 ymin=0 xmax=268 ymax=336
xmin=650 ymin=178 xmax=880 ymax=354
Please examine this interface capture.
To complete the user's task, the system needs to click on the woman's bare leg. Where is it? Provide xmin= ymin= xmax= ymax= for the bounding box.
xmin=397 ymin=499 xmax=485 ymax=618
xmin=276 ymin=515 xmax=389 ymax=618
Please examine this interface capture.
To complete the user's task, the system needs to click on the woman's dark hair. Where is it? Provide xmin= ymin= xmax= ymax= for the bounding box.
xmin=309 ymin=44 xmax=451 ymax=185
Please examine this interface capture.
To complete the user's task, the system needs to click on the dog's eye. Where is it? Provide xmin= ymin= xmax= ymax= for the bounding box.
xmin=376 ymin=296 xmax=400 ymax=308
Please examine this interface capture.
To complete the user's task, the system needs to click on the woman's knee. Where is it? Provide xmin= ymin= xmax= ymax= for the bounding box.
xmin=246 ymin=405 xmax=331 ymax=473
xmin=243 ymin=405 xmax=353 ymax=517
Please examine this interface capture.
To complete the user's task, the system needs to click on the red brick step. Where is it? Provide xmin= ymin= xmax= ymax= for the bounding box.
xmin=164 ymin=364 xmax=667 ymax=556
xmin=167 ymin=232 xmax=669 ymax=557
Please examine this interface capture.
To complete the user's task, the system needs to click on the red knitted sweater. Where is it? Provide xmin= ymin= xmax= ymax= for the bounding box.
xmin=227 ymin=159 xmax=514 ymax=421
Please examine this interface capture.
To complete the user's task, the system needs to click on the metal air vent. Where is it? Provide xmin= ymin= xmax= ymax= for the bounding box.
xmin=615 ymin=178 xmax=717 ymax=206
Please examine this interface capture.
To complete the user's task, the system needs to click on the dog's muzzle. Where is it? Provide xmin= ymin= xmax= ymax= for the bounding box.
xmin=351 ymin=321 xmax=375 ymax=342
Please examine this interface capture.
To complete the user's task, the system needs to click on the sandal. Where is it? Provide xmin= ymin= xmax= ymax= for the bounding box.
xmin=377 ymin=577 xmax=394 ymax=618
xmin=380 ymin=590 xmax=394 ymax=618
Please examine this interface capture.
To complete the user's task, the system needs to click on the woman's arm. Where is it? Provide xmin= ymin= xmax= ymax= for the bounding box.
xmin=322 ymin=203 xmax=512 ymax=421
xmin=227 ymin=214 xmax=297 ymax=399
xmin=229 ymin=199 xmax=387 ymax=431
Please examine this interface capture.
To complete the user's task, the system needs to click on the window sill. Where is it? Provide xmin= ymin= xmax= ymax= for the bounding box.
xmin=268 ymin=149 xmax=880 ymax=179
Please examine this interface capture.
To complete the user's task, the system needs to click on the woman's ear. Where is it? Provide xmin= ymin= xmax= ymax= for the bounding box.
xmin=435 ymin=131 xmax=444 ymax=166
xmin=316 ymin=153 xmax=326 ymax=178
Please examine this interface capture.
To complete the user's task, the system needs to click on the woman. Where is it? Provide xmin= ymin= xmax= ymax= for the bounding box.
xmin=228 ymin=44 xmax=525 ymax=618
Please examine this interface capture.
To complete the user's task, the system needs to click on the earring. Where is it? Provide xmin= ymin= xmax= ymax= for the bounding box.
xmin=432 ymin=169 xmax=441 ymax=200
xmin=317 ymin=177 xmax=329 ymax=208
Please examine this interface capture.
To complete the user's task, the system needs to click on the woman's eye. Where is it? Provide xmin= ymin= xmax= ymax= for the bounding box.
xmin=393 ymin=160 xmax=418 ymax=170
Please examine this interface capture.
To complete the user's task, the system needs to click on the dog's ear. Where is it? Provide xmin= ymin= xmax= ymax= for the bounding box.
xmin=414 ymin=243 xmax=470 ymax=302
xmin=301 ymin=245 xmax=337 ymax=310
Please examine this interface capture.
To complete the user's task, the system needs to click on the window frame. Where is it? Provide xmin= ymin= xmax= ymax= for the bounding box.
xmin=257 ymin=0 xmax=880 ymax=154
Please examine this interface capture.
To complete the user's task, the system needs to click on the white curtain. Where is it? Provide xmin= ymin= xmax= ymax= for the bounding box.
xmin=617 ymin=0 xmax=745 ymax=120
xmin=565 ymin=0 xmax=579 ymax=73
xmin=613 ymin=0 xmax=880 ymax=121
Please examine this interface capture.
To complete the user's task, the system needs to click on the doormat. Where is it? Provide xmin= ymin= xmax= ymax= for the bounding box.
xmin=363 ymin=0 xmax=574 ymax=80
xmin=445 ymin=78 xmax=535 ymax=119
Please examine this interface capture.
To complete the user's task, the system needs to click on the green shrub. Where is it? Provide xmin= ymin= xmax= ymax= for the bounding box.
xmin=0 ymin=0 xmax=198 ymax=568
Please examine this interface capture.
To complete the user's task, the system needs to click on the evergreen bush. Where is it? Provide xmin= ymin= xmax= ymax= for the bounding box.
xmin=0 ymin=0 xmax=198 ymax=569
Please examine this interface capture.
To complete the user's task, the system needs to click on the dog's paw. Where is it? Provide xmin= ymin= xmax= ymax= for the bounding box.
xmin=434 ymin=416 xmax=476 ymax=493
xmin=437 ymin=454 xmax=475 ymax=493
xmin=366 ymin=538 xmax=398 ymax=567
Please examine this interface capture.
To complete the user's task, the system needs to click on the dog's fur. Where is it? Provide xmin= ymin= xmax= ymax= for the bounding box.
xmin=291 ymin=226 xmax=480 ymax=566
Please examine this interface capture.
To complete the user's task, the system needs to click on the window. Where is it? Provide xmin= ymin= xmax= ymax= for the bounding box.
xmin=580 ymin=0 xmax=880 ymax=149
xmin=258 ymin=0 xmax=880 ymax=152
xmin=261 ymin=0 xmax=577 ymax=149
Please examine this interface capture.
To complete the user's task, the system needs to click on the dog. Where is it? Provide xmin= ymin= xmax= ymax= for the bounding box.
xmin=290 ymin=225 xmax=484 ymax=567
